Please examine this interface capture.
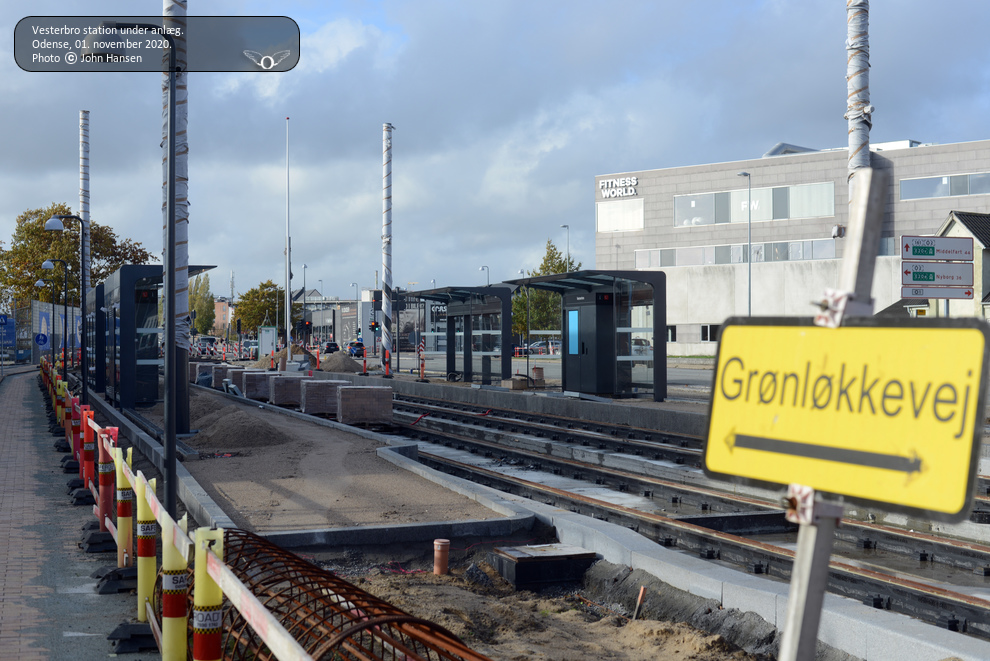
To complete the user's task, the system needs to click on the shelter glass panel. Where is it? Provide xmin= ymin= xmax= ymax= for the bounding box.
xmin=613 ymin=278 xmax=655 ymax=397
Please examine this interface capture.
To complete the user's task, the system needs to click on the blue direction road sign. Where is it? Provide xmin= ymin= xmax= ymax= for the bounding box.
xmin=0 ymin=314 xmax=7 ymax=326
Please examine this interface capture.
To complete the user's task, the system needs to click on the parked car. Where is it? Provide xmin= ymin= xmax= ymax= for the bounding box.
xmin=631 ymin=338 xmax=653 ymax=356
xmin=322 ymin=341 xmax=340 ymax=354
xmin=347 ymin=341 xmax=365 ymax=357
xmin=527 ymin=340 xmax=561 ymax=355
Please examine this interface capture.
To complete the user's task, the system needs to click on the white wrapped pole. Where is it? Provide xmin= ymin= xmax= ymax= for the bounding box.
xmin=285 ymin=116 xmax=292 ymax=348
xmin=163 ymin=0 xmax=189 ymax=352
xmin=79 ymin=110 xmax=90 ymax=292
xmin=380 ymin=122 xmax=394 ymax=375
xmin=845 ymin=0 xmax=872 ymax=200
xmin=381 ymin=123 xmax=394 ymax=375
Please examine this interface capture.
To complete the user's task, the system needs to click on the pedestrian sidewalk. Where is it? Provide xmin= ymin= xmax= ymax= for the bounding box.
xmin=0 ymin=370 xmax=142 ymax=659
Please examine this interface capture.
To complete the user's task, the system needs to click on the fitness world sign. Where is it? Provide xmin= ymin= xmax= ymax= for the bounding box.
xmin=599 ymin=176 xmax=638 ymax=199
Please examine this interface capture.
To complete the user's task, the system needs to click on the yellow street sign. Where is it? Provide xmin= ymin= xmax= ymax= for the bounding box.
xmin=704 ymin=318 xmax=989 ymax=522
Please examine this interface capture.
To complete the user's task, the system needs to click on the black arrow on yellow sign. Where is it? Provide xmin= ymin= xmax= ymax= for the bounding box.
xmin=727 ymin=433 xmax=923 ymax=475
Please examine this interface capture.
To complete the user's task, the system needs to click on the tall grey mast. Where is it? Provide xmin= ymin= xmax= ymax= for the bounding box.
xmin=845 ymin=0 xmax=872 ymax=200
xmin=381 ymin=123 xmax=394 ymax=374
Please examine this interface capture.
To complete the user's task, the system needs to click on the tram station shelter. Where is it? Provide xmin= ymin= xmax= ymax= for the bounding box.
xmin=405 ymin=285 xmax=514 ymax=384
xmin=594 ymin=138 xmax=990 ymax=354
xmin=507 ymin=271 xmax=667 ymax=402
xmin=97 ymin=263 xmax=213 ymax=409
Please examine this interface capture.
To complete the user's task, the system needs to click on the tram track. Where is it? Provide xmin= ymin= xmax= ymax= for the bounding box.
xmin=389 ymin=393 xmax=990 ymax=639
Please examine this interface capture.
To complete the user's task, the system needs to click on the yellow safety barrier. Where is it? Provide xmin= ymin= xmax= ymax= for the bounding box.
xmin=79 ymin=396 xmax=316 ymax=660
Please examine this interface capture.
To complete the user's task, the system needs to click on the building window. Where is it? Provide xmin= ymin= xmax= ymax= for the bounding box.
xmin=597 ymin=198 xmax=645 ymax=232
xmin=700 ymin=324 xmax=721 ymax=342
xmin=878 ymin=236 xmax=897 ymax=256
xmin=900 ymin=172 xmax=990 ymax=200
xmin=666 ymin=325 xmax=677 ymax=342
xmin=789 ymin=182 xmax=835 ymax=218
xmin=634 ymin=238 xmax=837 ymax=269
xmin=674 ymin=194 xmax=715 ymax=227
xmin=674 ymin=181 xmax=834 ymax=227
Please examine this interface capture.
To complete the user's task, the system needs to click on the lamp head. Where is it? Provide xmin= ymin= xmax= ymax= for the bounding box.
xmin=737 ymin=171 xmax=750 ymax=178
xmin=34 ymin=279 xmax=45 ymax=287
xmin=45 ymin=216 xmax=65 ymax=231
xmin=42 ymin=260 xmax=54 ymax=270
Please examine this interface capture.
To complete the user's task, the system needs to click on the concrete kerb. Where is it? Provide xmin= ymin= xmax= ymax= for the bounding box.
xmin=202 ymin=382 xmax=990 ymax=661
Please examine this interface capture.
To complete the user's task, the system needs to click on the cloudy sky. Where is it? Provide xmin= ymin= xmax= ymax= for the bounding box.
xmin=2 ymin=0 xmax=989 ymax=300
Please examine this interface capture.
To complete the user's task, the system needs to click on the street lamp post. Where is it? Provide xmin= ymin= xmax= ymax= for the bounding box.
xmin=737 ymin=171 xmax=752 ymax=316
xmin=42 ymin=259 xmax=69 ymax=382
xmin=350 ymin=282 xmax=359 ymax=341
xmin=302 ymin=264 xmax=307 ymax=345
xmin=45 ymin=213 xmax=89 ymax=405
xmin=35 ymin=278 xmax=57 ymax=363
xmin=479 ymin=265 xmax=489 ymax=286
xmin=318 ymin=279 xmax=323 ymax=343
xmin=560 ymin=224 xmax=570 ymax=271
xmin=518 ymin=269 xmax=530 ymax=378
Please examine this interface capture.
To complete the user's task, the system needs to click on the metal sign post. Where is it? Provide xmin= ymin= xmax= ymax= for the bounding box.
xmin=781 ymin=168 xmax=886 ymax=661
xmin=779 ymin=168 xmax=889 ymax=661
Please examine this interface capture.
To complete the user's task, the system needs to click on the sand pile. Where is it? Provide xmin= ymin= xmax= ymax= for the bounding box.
xmin=188 ymin=409 xmax=293 ymax=450
xmin=320 ymin=352 xmax=363 ymax=372
xmin=251 ymin=346 xmax=316 ymax=370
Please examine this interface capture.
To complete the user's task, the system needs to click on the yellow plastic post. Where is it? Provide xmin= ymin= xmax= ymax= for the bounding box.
xmin=135 ymin=477 xmax=157 ymax=622
xmin=162 ymin=514 xmax=189 ymax=661
xmin=193 ymin=528 xmax=225 ymax=661
xmin=55 ymin=379 xmax=64 ymax=426
xmin=114 ymin=447 xmax=133 ymax=567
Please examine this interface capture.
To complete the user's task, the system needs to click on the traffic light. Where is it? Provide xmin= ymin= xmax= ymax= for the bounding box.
xmin=369 ymin=320 xmax=379 ymax=332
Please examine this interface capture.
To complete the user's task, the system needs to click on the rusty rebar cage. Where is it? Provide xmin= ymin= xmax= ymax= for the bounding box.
xmin=157 ymin=529 xmax=492 ymax=661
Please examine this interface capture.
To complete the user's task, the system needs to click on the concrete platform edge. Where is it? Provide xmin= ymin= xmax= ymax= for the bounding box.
xmin=319 ymin=371 xmax=709 ymax=437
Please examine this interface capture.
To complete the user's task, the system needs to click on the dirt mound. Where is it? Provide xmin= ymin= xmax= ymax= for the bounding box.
xmin=193 ymin=403 xmax=242 ymax=430
xmin=320 ymin=352 xmax=362 ymax=372
xmin=188 ymin=409 xmax=293 ymax=450
xmin=251 ymin=346 xmax=313 ymax=370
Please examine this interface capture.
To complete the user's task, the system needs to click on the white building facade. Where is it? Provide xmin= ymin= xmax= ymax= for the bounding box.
xmin=595 ymin=139 xmax=990 ymax=355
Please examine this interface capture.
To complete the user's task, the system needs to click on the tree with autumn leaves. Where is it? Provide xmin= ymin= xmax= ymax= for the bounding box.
xmin=233 ymin=280 xmax=301 ymax=338
xmin=0 ymin=202 xmax=153 ymax=310
xmin=511 ymin=239 xmax=580 ymax=341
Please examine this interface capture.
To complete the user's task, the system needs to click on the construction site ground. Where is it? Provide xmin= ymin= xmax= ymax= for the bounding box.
xmin=134 ymin=383 xmax=771 ymax=660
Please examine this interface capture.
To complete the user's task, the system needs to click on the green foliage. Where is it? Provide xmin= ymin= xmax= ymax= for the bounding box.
xmin=511 ymin=239 xmax=580 ymax=339
xmin=190 ymin=274 xmax=215 ymax=335
xmin=233 ymin=280 xmax=301 ymax=337
xmin=0 ymin=202 xmax=154 ymax=310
